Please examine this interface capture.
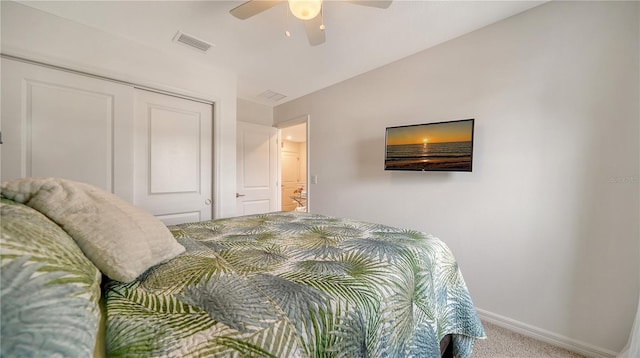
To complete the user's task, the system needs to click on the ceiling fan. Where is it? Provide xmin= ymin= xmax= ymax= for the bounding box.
xmin=230 ymin=0 xmax=393 ymax=46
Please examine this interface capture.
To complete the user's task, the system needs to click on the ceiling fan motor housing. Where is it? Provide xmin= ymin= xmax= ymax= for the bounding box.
xmin=288 ymin=0 xmax=322 ymax=20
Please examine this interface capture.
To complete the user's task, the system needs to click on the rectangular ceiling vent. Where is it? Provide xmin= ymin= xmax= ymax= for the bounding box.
xmin=258 ymin=90 xmax=287 ymax=102
xmin=173 ymin=31 xmax=213 ymax=52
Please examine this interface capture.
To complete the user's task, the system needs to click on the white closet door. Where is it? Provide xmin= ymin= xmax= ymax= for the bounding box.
xmin=134 ymin=89 xmax=213 ymax=225
xmin=0 ymin=58 xmax=135 ymax=200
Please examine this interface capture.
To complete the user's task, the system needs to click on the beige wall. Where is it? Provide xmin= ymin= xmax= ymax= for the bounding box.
xmin=275 ymin=1 xmax=639 ymax=355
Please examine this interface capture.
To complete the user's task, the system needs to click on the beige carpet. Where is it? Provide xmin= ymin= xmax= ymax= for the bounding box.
xmin=472 ymin=321 xmax=586 ymax=358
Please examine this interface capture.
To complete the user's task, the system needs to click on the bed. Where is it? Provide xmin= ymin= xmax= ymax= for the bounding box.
xmin=0 ymin=177 xmax=485 ymax=357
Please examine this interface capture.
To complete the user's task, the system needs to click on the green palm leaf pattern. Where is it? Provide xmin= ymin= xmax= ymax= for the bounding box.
xmin=141 ymin=251 xmax=233 ymax=294
xmin=106 ymin=280 xmax=218 ymax=357
xmin=179 ymin=273 xmax=279 ymax=333
xmin=1 ymin=257 xmax=99 ymax=357
xmin=339 ymin=252 xmax=393 ymax=289
xmin=330 ymin=309 xmax=373 ymax=357
xmin=0 ymin=199 xmax=101 ymax=357
xmin=288 ymin=225 xmax=352 ymax=260
xmin=250 ymin=273 xmax=328 ymax=329
xmin=0 ymin=199 xmax=101 ymax=300
xmin=341 ymin=236 xmax=411 ymax=265
xmin=408 ymin=322 xmax=442 ymax=357
xmin=281 ymin=270 xmax=379 ymax=317
xmin=105 ymin=211 xmax=484 ymax=357
xmin=220 ymin=244 xmax=289 ymax=273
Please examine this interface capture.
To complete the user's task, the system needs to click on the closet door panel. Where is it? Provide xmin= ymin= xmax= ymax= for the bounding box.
xmin=148 ymin=106 xmax=200 ymax=193
xmin=134 ymin=89 xmax=213 ymax=225
xmin=28 ymin=81 xmax=112 ymax=187
xmin=0 ymin=59 xmax=134 ymax=200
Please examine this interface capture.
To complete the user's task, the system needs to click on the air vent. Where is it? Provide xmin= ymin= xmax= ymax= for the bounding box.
xmin=173 ymin=31 xmax=213 ymax=52
xmin=258 ymin=90 xmax=287 ymax=102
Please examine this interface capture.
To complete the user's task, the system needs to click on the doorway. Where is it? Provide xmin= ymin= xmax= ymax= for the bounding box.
xmin=277 ymin=116 xmax=309 ymax=212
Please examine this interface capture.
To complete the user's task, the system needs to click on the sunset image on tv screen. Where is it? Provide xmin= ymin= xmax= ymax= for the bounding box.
xmin=385 ymin=119 xmax=474 ymax=171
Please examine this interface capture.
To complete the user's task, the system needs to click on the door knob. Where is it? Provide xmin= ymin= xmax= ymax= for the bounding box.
xmin=236 ymin=193 xmax=246 ymax=198
xmin=205 ymin=199 xmax=212 ymax=205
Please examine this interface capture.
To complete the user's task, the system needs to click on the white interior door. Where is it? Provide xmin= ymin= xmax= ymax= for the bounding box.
xmin=134 ymin=89 xmax=212 ymax=225
xmin=236 ymin=122 xmax=278 ymax=216
xmin=0 ymin=58 xmax=134 ymax=200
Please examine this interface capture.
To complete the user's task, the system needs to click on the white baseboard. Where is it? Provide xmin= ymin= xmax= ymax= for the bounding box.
xmin=475 ymin=308 xmax=619 ymax=358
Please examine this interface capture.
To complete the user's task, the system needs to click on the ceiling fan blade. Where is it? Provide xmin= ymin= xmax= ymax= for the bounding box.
xmin=304 ymin=12 xmax=326 ymax=46
xmin=344 ymin=0 xmax=392 ymax=9
xmin=230 ymin=0 xmax=284 ymax=20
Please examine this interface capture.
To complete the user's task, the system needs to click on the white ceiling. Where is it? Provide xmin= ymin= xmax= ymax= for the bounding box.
xmin=19 ymin=0 xmax=544 ymax=106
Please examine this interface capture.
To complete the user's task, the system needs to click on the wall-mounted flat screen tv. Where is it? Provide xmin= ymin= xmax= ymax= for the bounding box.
xmin=385 ymin=118 xmax=474 ymax=172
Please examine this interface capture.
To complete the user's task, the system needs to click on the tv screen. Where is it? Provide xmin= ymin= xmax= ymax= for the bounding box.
xmin=385 ymin=118 xmax=474 ymax=172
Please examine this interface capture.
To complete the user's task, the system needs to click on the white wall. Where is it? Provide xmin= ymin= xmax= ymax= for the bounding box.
xmin=237 ymin=98 xmax=274 ymax=126
xmin=275 ymin=1 xmax=639 ymax=355
xmin=0 ymin=1 xmax=238 ymax=218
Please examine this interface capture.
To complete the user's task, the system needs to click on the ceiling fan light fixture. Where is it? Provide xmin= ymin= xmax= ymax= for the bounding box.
xmin=288 ymin=0 xmax=322 ymax=20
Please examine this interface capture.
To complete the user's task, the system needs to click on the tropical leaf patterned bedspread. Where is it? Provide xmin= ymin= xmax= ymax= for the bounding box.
xmin=105 ymin=212 xmax=485 ymax=357
xmin=0 ymin=198 xmax=102 ymax=357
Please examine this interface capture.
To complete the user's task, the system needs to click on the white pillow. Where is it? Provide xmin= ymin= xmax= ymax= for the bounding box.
xmin=1 ymin=177 xmax=185 ymax=282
